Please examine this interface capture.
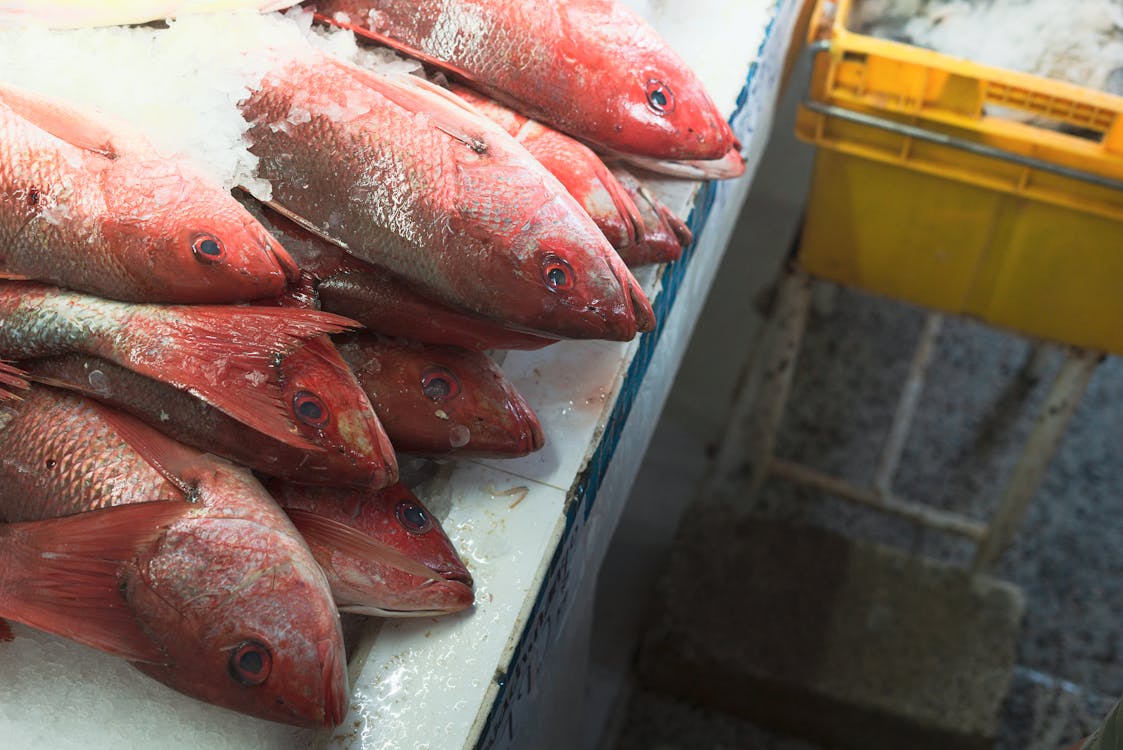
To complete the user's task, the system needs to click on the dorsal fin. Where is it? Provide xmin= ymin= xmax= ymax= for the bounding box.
xmin=323 ymin=56 xmax=491 ymax=154
xmin=0 ymin=83 xmax=119 ymax=160
xmin=313 ymin=12 xmax=478 ymax=82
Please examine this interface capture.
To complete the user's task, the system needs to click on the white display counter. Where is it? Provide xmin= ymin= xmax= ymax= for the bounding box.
xmin=0 ymin=1 xmax=803 ymax=747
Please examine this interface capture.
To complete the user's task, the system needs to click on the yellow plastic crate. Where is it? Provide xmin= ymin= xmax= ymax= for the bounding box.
xmin=794 ymin=0 xmax=1123 ymax=355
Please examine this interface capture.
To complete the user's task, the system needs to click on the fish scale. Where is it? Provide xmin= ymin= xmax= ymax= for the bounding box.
xmin=0 ymin=387 xmax=179 ymax=519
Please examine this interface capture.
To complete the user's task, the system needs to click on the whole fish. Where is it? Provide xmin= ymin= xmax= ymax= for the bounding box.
xmin=20 ymin=337 xmax=399 ymax=488
xmin=610 ymin=167 xmax=693 ymax=266
xmin=0 ymin=281 xmax=359 ymax=452
xmin=337 ymin=333 xmax=545 ymax=457
xmin=0 ymin=83 xmax=299 ymax=303
xmin=240 ymin=51 xmax=654 ymax=340
xmin=0 ymin=385 xmax=347 ymax=727
xmin=316 ymin=0 xmax=738 ymax=160
xmin=0 ymin=1 xmax=301 ymax=27
xmin=268 ymin=480 xmax=475 ymax=617
xmin=247 ymin=199 xmax=558 ymax=351
xmin=448 ymin=84 xmax=645 ymax=252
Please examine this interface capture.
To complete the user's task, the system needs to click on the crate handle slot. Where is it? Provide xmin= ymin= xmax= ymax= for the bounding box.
xmin=800 ymin=40 xmax=1123 ymax=193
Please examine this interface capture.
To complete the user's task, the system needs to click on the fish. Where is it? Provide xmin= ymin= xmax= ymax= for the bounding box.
xmin=247 ymin=199 xmax=558 ymax=351
xmin=267 ymin=480 xmax=475 ymax=617
xmin=447 ymin=83 xmax=646 ymax=252
xmin=0 ymin=82 xmax=299 ymax=303
xmin=0 ymin=384 xmax=348 ymax=727
xmin=0 ymin=1 xmax=302 ymax=28
xmin=240 ymin=51 xmax=654 ymax=340
xmin=336 ymin=332 xmax=545 ymax=457
xmin=609 ymin=166 xmax=693 ymax=267
xmin=315 ymin=0 xmax=738 ymax=160
xmin=0 ymin=281 xmax=358 ymax=451
xmin=19 ymin=338 xmax=399 ymax=488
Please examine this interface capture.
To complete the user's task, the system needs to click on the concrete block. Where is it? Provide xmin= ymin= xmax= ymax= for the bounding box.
xmin=637 ymin=511 xmax=1025 ymax=749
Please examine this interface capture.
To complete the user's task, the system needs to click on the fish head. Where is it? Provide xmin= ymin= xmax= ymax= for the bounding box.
xmin=277 ymin=482 xmax=475 ymax=617
xmin=99 ymin=168 xmax=300 ymax=303
xmin=561 ymin=2 xmax=737 ymax=160
xmin=468 ymin=181 xmax=651 ymax=340
xmin=342 ymin=335 xmax=544 ymax=457
xmin=124 ymin=467 xmax=347 ymax=727
xmin=278 ymin=337 xmax=398 ymax=488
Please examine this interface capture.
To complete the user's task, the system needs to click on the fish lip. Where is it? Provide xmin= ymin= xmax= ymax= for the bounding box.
xmin=435 ymin=564 xmax=474 ymax=588
xmin=266 ymin=237 xmax=303 ymax=284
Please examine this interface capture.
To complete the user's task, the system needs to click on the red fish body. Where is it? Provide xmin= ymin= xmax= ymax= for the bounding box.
xmin=248 ymin=199 xmax=557 ymax=350
xmin=316 ymin=0 xmax=737 ymax=160
xmin=240 ymin=52 xmax=653 ymax=340
xmin=337 ymin=333 xmax=544 ymax=457
xmin=0 ymin=386 xmax=347 ymax=727
xmin=268 ymin=480 xmax=474 ymax=617
xmin=0 ymin=281 xmax=357 ymax=451
xmin=448 ymin=84 xmax=645 ymax=252
xmin=20 ymin=339 xmax=398 ymax=488
xmin=0 ymin=83 xmax=298 ymax=303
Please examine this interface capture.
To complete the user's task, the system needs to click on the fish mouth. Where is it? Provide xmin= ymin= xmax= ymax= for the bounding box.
xmin=502 ymin=382 xmax=545 ymax=456
xmin=265 ymin=235 xmax=303 ymax=284
xmin=337 ymin=578 xmax=475 ymax=618
xmin=622 ymin=265 xmax=655 ymax=333
xmin=434 ymin=564 xmax=474 ymax=589
xmin=319 ymin=638 xmax=348 ymax=729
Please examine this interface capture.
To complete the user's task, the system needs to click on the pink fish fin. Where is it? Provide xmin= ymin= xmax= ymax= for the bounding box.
xmin=0 ymin=271 xmax=32 ymax=281
xmin=0 ymin=83 xmax=119 ymax=160
xmin=263 ymin=200 xmax=351 ymax=251
xmin=0 ymin=618 xmax=12 ymax=642
xmin=313 ymin=13 xmax=478 ymax=83
xmin=285 ymin=508 xmax=444 ymax=582
xmin=127 ymin=306 xmax=359 ymax=451
xmin=87 ymin=401 xmax=203 ymax=497
xmin=322 ymin=58 xmax=491 ymax=153
xmin=0 ymin=361 xmax=28 ymax=402
xmin=0 ymin=501 xmax=189 ymax=663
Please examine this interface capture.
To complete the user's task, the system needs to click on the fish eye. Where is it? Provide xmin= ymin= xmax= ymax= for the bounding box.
xmin=421 ymin=366 xmax=461 ymax=402
xmin=541 ymin=255 xmax=575 ymax=291
xmin=644 ymin=79 xmax=676 ymax=115
xmin=395 ymin=501 xmax=433 ymax=534
xmin=191 ymin=233 xmax=226 ymax=264
xmin=228 ymin=640 xmax=272 ymax=686
xmin=292 ymin=390 xmax=330 ymax=427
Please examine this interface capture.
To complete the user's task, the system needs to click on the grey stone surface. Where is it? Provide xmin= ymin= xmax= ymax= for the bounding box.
xmin=636 ymin=512 xmax=1024 ymax=749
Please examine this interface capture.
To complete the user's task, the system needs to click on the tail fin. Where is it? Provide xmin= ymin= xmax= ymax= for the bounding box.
xmin=0 ymin=361 xmax=28 ymax=402
xmin=124 ymin=306 xmax=358 ymax=450
xmin=0 ymin=501 xmax=188 ymax=663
